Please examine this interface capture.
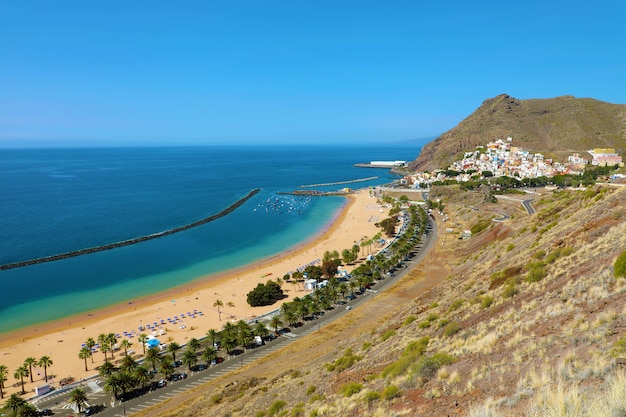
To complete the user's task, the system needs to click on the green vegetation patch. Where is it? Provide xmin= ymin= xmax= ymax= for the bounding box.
xmin=381 ymin=329 xmax=396 ymax=341
xmin=412 ymin=353 xmax=455 ymax=380
xmin=616 ymin=250 xmax=626 ymax=279
xmin=340 ymin=382 xmax=363 ymax=397
xmin=443 ymin=321 xmax=461 ymax=337
xmin=447 ymin=299 xmax=465 ymax=312
xmin=267 ymin=400 xmax=287 ymax=416
xmin=325 ymin=348 xmax=362 ymax=372
xmin=382 ymin=385 xmax=402 ymax=400
xmin=381 ymin=337 xmax=430 ymax=379
xmin=470 ymin=219 xmax=492 ymax=235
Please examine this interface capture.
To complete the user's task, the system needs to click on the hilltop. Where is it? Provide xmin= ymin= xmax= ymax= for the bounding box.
xmin=136 ymin=184 xmax=626 ymax=417
xmin=409 ymin=94 xmax=626 ymax=172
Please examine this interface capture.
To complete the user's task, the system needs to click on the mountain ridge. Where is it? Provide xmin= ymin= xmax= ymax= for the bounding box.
xmin=409 ymin=94 xmax=626 ymax=172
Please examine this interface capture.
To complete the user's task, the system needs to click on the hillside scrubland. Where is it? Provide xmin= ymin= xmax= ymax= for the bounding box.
xmin=143 ymin=185 xmax=626 ymax=417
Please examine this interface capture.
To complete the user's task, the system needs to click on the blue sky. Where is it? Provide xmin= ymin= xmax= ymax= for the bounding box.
xmin=1 ymin=1 xmax=624 ymax=147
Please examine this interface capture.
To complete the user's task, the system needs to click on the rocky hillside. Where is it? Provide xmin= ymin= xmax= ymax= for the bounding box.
xmin=409 ymin=94 xmax=626 ymax=172
xmin=139 ymin=184 xmax=626 ymax=417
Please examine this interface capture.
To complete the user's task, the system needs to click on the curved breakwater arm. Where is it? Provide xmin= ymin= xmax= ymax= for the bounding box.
xmin=0 ymin=188 xmax=261 ymax=271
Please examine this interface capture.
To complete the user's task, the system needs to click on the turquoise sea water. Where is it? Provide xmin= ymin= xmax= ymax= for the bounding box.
xmin=0 ymin=145 xmax=419 ymax=333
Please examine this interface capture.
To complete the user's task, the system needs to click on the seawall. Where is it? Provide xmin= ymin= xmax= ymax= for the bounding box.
xmin=0 ymin=188 xmax=261 ymax=271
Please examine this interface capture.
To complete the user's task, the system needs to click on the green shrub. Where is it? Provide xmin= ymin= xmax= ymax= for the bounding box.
xmin=418 ymin=321 xmax=431 ymax=329
xmin=306 ymin=385 xmax=317 ymax=396
xmin=404 ymin=315 xmax=417 ymax=326
xmin=470 ymin=219 xmax=491 ymax=234
xmin=611 ymin=336 xmax=626 ymax=357
xmin=533 ymin=250 xmax=546 ymax=260
xmin=382 ymin=385 xmax=402 ymax=400
xmin=443 ymin=322 xmax=461 ymax=337
xmin=381 ymin=329 xmax=396 ymax=341
xmin=616 ymin=251 xmax=626 ymax=278
xmin=438 ymin=318 xmax=451 ymax=328
xmin=447 ymin=299 xmax=464 ymax=312
xmin=480 ymin=295 xmax=494 ymax=309
xmin=361 ymin=341 xmax=372 ymax=351
xmin=268 ymin=400 xmax=287 ymax=415
xmin=525 ymin=265 xmax=546 ymax=283
xmin=247 ymin=280 xmax=285 ymax=307
xmin=503 ymin=283 xmax=519 ymax=298
xmin=340 ymin=382 xmax=363 ymax=397
xmin=430 ymin=302 xmax=439 ymax=309
xmin=291 ymin=402 xmax=305 ymax=417
xmin=413 ymin=353 xmax=455 ymax=379
xmin=403 ymin=337 xmax=430 ymax=356
xmin=309 ymin=394 xmax=324 ymax=403
xmin=382 ymin=337 xmax=430 ymax=379
xmin=325 ymin=348 xmax=362 ymax=372
xmin=506 ymin=243 xmax=515 ymax=252
xmin=364 ymin=391 xmax=381 ymax=403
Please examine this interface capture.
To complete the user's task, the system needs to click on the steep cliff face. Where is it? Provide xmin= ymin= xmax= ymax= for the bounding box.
xmin=409 ymin=94 xmax=626 ymax=172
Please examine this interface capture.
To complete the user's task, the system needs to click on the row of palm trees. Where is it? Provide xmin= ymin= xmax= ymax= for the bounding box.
xmin=81 ymin=319 xmax=274 ymax=408
xmin=272 ymin=204 xmax=429 ymax=330
xmin=0 ymin=355 xmax=53 ymax=400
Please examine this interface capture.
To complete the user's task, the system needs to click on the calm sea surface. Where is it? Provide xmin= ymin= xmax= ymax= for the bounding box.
xmin=0 ymin=145 xmax=419 ymax=333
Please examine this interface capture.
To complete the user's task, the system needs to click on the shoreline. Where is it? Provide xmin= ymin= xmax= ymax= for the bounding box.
xmin=0 ymin=190 xmax=383 ymax=400
xmin=0 ymin=197 xmax=349 ymax=346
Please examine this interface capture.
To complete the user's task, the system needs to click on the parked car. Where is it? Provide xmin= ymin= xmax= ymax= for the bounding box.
xmin=37 ymin=410 xmax=53 ymax=416
xmin=157 ymin=379 xmax=167 ymax=388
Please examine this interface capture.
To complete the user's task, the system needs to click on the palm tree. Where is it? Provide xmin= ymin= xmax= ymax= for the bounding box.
xmin=187 ymin=338 xmax=202 ymax=353
xmin=213 ymin=299 xmax=224 ymax=321
xmin=120 ymin=355 xmax=138 ymax=373
xmin=120 ymin=339 xmax=133 ymax=356
xmin=107 ymin=333 xmax=118 ymax=359
xmin=201 ymin=346 xmax=217 ymax=365
xmin=226 ymin=300 xmax=235 ymax=308
xmin=97 ymin=333 xmax=109 ymax=362
xmin=166 ymin=342 xmax=181 ymax=363
xmin=38 ymin=356 xmax=52 ymax=383
xmin=145 ymin=347 xmax=161 ymax=372
xmin=206 ymin=329 xmax=219 ymax=349
xmin=85 ymin=337 xmax=96 ymax=363
xmin=254 ymin=322 xmax=269 ymax=339
xmin=4 ymin=393 xmax=28 ymax=417
xmin=68 ymin=387 xmax=89 ymax=413
xmin=134 ymin=365 xmax=152 ymax=393
xmin=116 ymin=371 xmax=136 ymax=401
xmin=158 ymin=357 xmax=175 ymax=380
xmin=138 ymin=333 xmax=148 ymax=355
xmin=0 ymin=364 xmax=8 ymax=399
xmin=79 ymin=347 xmax=91 ymax=372
xmin=103 ymin=373 xmax=123 ymax=401
xmin=23 ymin=357 xmax=37 ymax=383
xmin=269 ymin=315 xmax=283 ymax=335
xmin=14 ymin=365 xmax=28 ymax=394
xmin=181 ymin=349 xmax=197 ymax=372
xmin=98 ymin=360 xmax=116 ymax=379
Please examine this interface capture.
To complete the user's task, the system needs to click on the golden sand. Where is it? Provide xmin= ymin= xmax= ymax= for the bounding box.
xmin=0 ymin=190 xmax=385 ymax=398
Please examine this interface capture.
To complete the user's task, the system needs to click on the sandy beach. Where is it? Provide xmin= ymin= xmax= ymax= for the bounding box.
xmin=0 ymin=190 xmax=385 ymax=400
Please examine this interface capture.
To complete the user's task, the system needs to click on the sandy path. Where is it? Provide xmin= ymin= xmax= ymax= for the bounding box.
xmin=0 ymin=190 xmax=384 ymax=399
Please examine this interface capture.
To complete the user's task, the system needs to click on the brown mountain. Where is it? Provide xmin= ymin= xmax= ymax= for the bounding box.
xmin=409 ymin=94 xmax=626 ymax=172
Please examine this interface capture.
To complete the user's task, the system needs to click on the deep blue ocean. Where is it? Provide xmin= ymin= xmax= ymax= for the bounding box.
xmin=0 ymin=145 xmax=419 ymax=333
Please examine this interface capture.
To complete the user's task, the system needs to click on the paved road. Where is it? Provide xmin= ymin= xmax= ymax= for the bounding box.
xmin=33 ymin=216 xmax=437 ymax=417
xmin=521 ymin=199 xmax=535 ymax=214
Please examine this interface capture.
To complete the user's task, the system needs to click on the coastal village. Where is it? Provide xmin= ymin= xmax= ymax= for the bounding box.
xmin=402 ymin=137 xmax=624 ymax=187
